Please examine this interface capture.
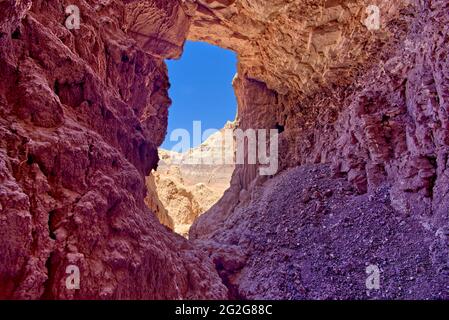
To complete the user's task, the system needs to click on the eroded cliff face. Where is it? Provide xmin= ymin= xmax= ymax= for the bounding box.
xmin=189 ymin=0 xmax=403 ymax=95
xmin=0 ymin=0 xmax=227 ymax=299
xmin=188 ymin=0 xmax=449 ymax=299
xmin=190 ymin=0 xmax=417 ymax=237
xmin=1 ymin=0 xmax=448 ymax=300
xmin=148 ymin=124 xmax=235 ymax=237
xmin=189 ymin=0 xmax=449 ymax=234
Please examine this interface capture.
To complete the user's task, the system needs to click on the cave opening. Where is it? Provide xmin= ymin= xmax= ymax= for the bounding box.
xmin=148 ymin=41 xmax=238 ymax=238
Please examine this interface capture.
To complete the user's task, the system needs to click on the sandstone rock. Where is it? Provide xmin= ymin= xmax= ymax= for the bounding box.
xmin=149 ymin=123 xmax=235 ymax=237
xmin=145 ymin=173 xmax=174 ymax=230
xmin=193 ymin=164 xmax=449 ymax=299
xmin=189 ymin=0 xmax=404 ymax=96
xmin=1 ymin=0 xmax=448 ymax=300
xmin=0 ymin=0 xmax=227 ymax=299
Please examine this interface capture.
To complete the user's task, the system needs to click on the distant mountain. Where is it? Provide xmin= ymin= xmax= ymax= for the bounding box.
xmin=146 ymin=121 xmax=236 ymax=237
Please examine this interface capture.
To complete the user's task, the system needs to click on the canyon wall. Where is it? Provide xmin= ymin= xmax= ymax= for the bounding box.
xmin=149 ymin=124 xmax=234 ymax=237
xmin=0 ymin=0 xmax=227 ymax=299
xmin=1 ymin=0 xmax=448 ymax=300
xmin=191 ymin=0 xmax=449 ymax=236
xmin=190 ymin=0 xmax=415 ymax=237
xmin=189 ymin=0 xmax=449 ymax=298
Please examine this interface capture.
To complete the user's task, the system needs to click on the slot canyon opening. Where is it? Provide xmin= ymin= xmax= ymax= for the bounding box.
xmin=145 ymin=41 xmax=238 ymax=238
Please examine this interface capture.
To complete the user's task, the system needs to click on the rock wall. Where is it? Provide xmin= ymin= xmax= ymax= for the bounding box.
xmin=190 ymin=0 xmax=413 ymax=238
xmin=1 ymin=0 xmax=448 ymax=300
xmin=0 ymin=0 xmax=227 ymax=299
xmin=189 ymin=0 xmax=449 ymax=298
xmin=145 ymin=173 xmax=174 ymax=230
xmin=332 ymin=0 xmax=449 ymax=227
xmin=149 ymin=131 xmax=234 ymax=237
xmin=189 ymin=0 xmax=403 ymax=96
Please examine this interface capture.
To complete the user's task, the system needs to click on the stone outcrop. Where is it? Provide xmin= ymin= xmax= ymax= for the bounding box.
xmin=1 ymin=0 xmax=448 ymax=300
xmin=188 ymin=0 xmax=404 ymax=96
xmin=190 ymin=0 xmax=449 ymax=298
xmin=0 ymin=0 xmax=227 ymax=299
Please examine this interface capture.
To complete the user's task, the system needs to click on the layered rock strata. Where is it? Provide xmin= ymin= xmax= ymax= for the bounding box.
xmin=149 ymin=123 xmax=235 ymax=237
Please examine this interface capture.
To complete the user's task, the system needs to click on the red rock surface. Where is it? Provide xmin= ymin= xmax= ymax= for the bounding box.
xmin=191 ymin=0 xmax=449 ymax=299
xmin=1 ymin=0 xmax=448 ymax=300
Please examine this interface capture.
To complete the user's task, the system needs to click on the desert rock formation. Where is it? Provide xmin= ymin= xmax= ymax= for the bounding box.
xmin=148 ymin=122 xmax=235 ymax=237
xmin=189 ymin=0 xmax=449 ymax=299
xmin=0 ymin=0 xmax=448 ymax=299
xmin=0 ymin=0 xmax=227 ymax=299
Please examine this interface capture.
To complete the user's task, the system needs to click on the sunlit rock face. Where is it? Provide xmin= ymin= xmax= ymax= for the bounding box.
xmin=189 ymin=0 xmax=404 ymax=96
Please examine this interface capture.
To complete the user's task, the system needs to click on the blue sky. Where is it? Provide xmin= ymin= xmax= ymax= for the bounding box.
xmin=162 ymin=41 xmax=237 ymax=150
